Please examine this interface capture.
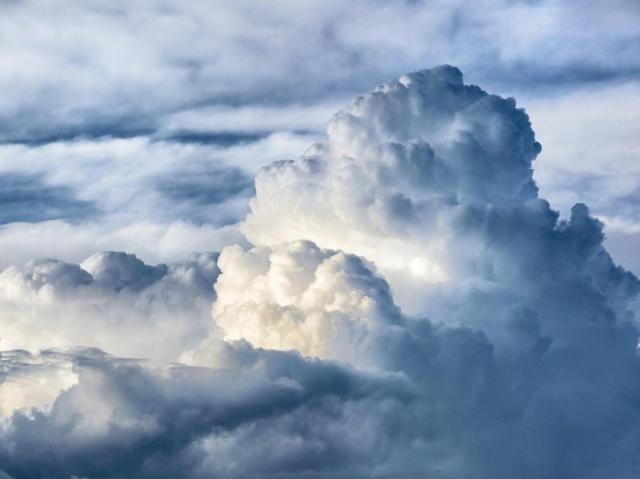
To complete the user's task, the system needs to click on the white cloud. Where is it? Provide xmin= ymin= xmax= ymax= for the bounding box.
xmin=0 ymin=351 xmax=77 ymax=419
xmin=2 ymin=66 xmax=640 ymax=478
xmin=0 ymin=0 xmax=638 ymax=142
xmin=0 ymin=219 xmax=240 ymax=269
xmin=526 ymin=82 xmax=640 ymax=275
xmin=0 ymin=0 xmax=639 ymax=474
xmin=191 ymin=240 xmax=401 ymax=363
xmin=530 ymin=82 xmax=640 ymax=215
xmin=0 ymin=133 xmax=319 ymax=266
xmin=0 ymin=251 xmax=219 ymax=363
xmin=243 ymin=66 xmax=540 ymax=313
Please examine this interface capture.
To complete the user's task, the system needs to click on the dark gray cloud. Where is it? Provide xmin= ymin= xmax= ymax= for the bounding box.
xmin=0 ymin=173 xmax=97 ymax=224
xmin=158 ymin=131 xmax=270 ymax=146
xmin=155 ymin=164 xmax=254 ymax=225
xmin=0 ymin=345 xmax=409 ymax=479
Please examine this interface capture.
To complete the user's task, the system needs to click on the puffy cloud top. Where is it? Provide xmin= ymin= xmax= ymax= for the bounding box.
xmin=243 ymin=66 xmax=543 ymax=310
xmin=205 ymin=240 xmax=401 ymax=362
xmin=327 ymin=66 xmax=541 ymax=203
xmin=0 ymin=252 xmax=219 ymax=363
xmin=81 ymin=252 xmax=169 ymax=292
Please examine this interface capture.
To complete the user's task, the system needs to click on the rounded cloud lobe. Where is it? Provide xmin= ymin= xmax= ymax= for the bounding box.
xmin=2 ymin=66 xmax=640 ymax=478
xmin=208 ymin=240 xmax=402 ymax=362
xmin=0 ymin=251 xmax=219 ymax=363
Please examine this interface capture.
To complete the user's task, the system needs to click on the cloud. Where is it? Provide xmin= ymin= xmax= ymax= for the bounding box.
xmin=0 ymin=345 xmax=411 ymax=478
xmin=243 ymin=65 xmax=541 ymax=313
xmin=0 ymin=137 xmax=256 ymax=226
xmin=154 ymin=164 xmax=254 ymax=225
xmin=195 ymin=240 xmax=402 ymax=364
xmin=210 ymin=67 xmax=640 ymax=477
xmin=0 ymin=219 xmax=241 ymax=271
xmin=1 ymin=0 xmax=637 ymax=278
xmin=0 ymin=350 xmax=78 ymax=420
xmin=525 ymin=82 xmax=640 ymax=275
xmin=2 ymin=66 xmax=640 ymax=478
xmin=529 ymin=82 xmax=640 ymax=215
xmin=161 ymin=101 xmax=347 ymax=139
xmin=0 ymin=173 xmax=97 ymax=224
xmin=0 ymin=133 xmax=314 ymax=266
xmin=0 ymin=1 xmax=638 ymax=143
xmin=0 ymin=251 xmax=219 ymax=363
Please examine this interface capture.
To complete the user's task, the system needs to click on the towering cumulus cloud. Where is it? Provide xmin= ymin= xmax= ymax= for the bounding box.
xmin=2 ymin=66 xmax=640 ymax=478
xmin=243 ymin=66 xmax=544 ymax=313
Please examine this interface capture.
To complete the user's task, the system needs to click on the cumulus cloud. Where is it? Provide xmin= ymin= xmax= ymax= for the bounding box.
xmin=1 ymin=1 xmax=637 ymax=274
xmin=0 ymin=350 xmax=77 ymax=420
xmin=244 ymin=66 xmax=541 ymax=312
xmin=0 ymin=345 xmax=411 ymax=478
xmin=0 ymin=251 xmax=219 ymax=363
xmin=3 ymin=66 xmax=640 ymax=478
xmin=208 ymin=67 xmax=640 ymax=477
xmin=196 ymin=240 xmax=402 ymax=364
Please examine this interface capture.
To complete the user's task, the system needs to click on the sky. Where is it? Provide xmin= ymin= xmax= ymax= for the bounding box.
xmin=1 ymin=1 xmax=640 ymax=478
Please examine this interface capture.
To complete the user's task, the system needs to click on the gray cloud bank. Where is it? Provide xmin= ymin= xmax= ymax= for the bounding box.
xmin=2 ymin=67 xmax=640 ymax=478
xmin=1 ymin=0 xmax=638 ymax=143
xmin=0 ymin=133 xmax=315 ymax=268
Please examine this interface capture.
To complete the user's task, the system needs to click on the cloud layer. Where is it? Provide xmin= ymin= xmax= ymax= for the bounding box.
xmin=2 ymin=66 xmax=640 ymax=478
xmin=1 ymin=0 xmax=639 ymax=143
xmin=0 ymin=1 xmax=637 ymax=274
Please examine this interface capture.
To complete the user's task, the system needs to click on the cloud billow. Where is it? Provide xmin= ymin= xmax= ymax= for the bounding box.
xmin=1 ymin=66 xmax=640 ymax=478
xmin=0 ymin=251 xmax=219 ymax=364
